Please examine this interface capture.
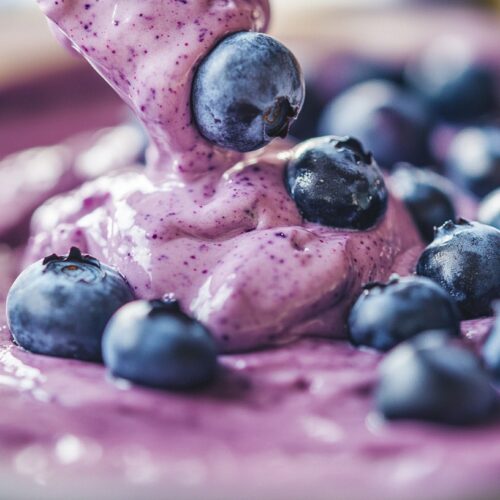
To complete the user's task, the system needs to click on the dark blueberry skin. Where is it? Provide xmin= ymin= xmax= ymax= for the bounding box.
xmin=446 ymin=126 xmax=500 ymax=198
xmin=377 ymin=331 xmax=498 ymax=425
xmin=312 ymin=52 xmax=404 ymax=104
xmin=286 ymin=136 xmax=388 ymax=230
xmin=417 ymin=220 xmax=500 ymax=319
xmin=291 ymin=55 xmax=403 ymax=142
xmin=289 ymin=82 xmax=324 ymax=141
xmin=192 ymin=32 xmax=305 ymax=153
xmin=102 ymin=300 xmax=218 ymax=390
xmin=390 ymin=163 xmax=456 ymax=242
xmin=6 ymin=248 xmax=135 ymax=362
xmin=406 ymin=40 xmax=498 ymax=123
xmin=348 ymin=275 xmax=461 ymax=352
xmin=483 ymin=303 xmax=500 ymax=379
xmin=319 ymin=80 xmax=433 ymax=170
xmin=479 ymin=188 xmax=500 ymax=230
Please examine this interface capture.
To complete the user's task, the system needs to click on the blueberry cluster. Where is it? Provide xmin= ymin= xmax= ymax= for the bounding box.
xmin=7 ymin=248 xmax=218 ymax=391
xmin=348 ymin=219 xmax=500 ymax=425
xmin=290 ymin=38 xmax=500 ymax=200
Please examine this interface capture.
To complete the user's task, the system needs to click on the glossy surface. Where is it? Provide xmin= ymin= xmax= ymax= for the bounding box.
xmin=192 ymin=32 xmax=304 ymax=152
xmin=7 ymin=248 xmax=134 ymax=361
xmin=348 ymin=276 xmax=461 ymax=351
xmin=417 ymin=220 xmax=500 ymax=319
xmin=37 ymin=0 xmax=270 ymax=176
xmin=103 ymin=300 xmax=218 ymax=389
xmin=286 ymin=136 xmax=388 ymax=230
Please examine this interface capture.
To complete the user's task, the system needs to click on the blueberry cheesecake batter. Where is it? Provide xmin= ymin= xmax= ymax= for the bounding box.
xmin=0 ymin=1 xmax=499 ymax=499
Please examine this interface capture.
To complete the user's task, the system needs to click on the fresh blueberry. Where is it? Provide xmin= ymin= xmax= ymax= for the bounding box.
xmin=319 ymin=80 xmax=433 ymax=169
xmin=479 ymin=188 xmax=500 ymax=230
xmin=192 ymin=32 xmax=305 ymax=152
xmin=406 ymin=38 xmax=498 ymax=123
xmin=446 ymin=126 xmax=500 ymax=198
xmin=6 ymin=247 xmax=134 ymax=361
xmin=417 ymin=220 xmax=500 ymax=318
xmin=348 ymin=275 xmax=461 ymax=351
xmin=286 ymin=136 xmax=388 ymax=230
xmin=312 ymin=52 xmax=404 ymax=104
xmin=390 ymin=163 xmax=456 ymax=242
xmin=102 ymin=300 xmax=218 ymax=390
xmin=292 ymin=54 xmax=403 ymax=142
xmin=289 ymin=81 xmax=324 ymax=141
xmin=377 ymin=331 xmax=498 ymax=425
xmin=483 ymin=303 xmax=500 ymax=379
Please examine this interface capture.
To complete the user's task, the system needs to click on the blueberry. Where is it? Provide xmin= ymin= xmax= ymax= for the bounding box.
xmin=446 ymin=126 xmax=500 ymax=198
xmin=192 ymin=32 xmax=305 ymax=153
xmin=377 ymin=331 xmax=498 ymax=425
xmin=319 ymin=80 xmax=433 ymax=169
xmin=416 ymin=220 xmax=500 ymax=318
xmin=479 ymin=188 xmax=500 ymax=230
xmin=390 ymin=163 xmax=456 ymax=242
xmin=6 ymin=247 xmax=134 ymax=361
xmin=312 ymin=52 xmax=404 ymax=104
xmin=102 ymin=300 xmax=218 ymax=390
xmin=483 ymin=303 xmax=500 ymax=379
xmin=406 ymin=38 xmax=498 ymax=123
xmin=289 ymin=81 xmax=324 ymax=141
xmin=286 ymin=136 xmax=388 ymax=230
xmin=348 ymin=275 xmax=461 ymax=351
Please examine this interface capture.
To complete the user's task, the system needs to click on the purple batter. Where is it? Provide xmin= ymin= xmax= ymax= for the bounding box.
xmin=0 ymin=1 xmax=498 ymax=498
xmin=28 ymin=0 xmax=421 ymax=350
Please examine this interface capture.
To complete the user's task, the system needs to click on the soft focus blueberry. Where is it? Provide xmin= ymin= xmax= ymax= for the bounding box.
xmin=483 ymin=303 xmax=500 ymax=379
xmin=192 ymin=32 xmax=305 ymax=152
xmin=348 ymin=275 xmax=461 ymax=351
xmin=102 ymin=300 xmax=218 ymax=390
xmin=390 ymin=163 xmax=456 ymax=242
xmin=446 ymin=126 xmax=500 ymax=198
xmin=417 ymin=220 xmax=500 ymax=318
xmin=7 ymin=247 xmax=134 ymax=361
xmin=286 ymin=136 xmax=388 ymax=230
xmin=292 ymin=55 xmax=403 ymax=142
xmin=319 ymin=80 xmax=433 ymax=169
xmin=479 ymin=188 xmax=500 ymax=230
xmin=312 ymin=52 xmax=404 ymax=104
xmin=289 ymin=82 xmax=324 ymax=141
xmin=406 ymin=37 xmax=498 ymax=123
xmin=377 ymin=331 xmax=498 ymax=425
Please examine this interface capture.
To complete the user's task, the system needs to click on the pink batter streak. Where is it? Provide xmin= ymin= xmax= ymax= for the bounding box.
xmin=28 ymin=0 xmax=421 ymax=351
xmin=0 ymin=0 xmax=497 ymax=499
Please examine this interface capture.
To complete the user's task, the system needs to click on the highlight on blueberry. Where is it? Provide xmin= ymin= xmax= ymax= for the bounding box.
xmin=377 ymin=331 xmax=498 ymax=425
xmin=6 ymin=247 xmax=134 ymax=362
xmin=390 ymin=163 xmax=456 ymax=242
xmin=417 ymin=220 xmax=500 ymax=319
xmin=348 ymin=275 xmax=461 ymax=352
xmin=482 ymin=303 xmax=500 ymax=379
xmin=192 ymin=31 xmax=305 ymax=152
xmin=479 ymin=188 xmax=500 ymax=230
xmin=102 ymin=299 xmax=218 ymax=390
xmin=446 ymin=126 xmax=500 ymax=198
xmin=286 ymin=136 xmax=388 ymax=230
xmin=319 ymin=79 xmax=433 ymax=169
xmin=405 ymin=37 xmax=498 ymax=123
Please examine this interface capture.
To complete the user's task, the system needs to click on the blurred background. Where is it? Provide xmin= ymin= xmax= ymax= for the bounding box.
xmin=0 ymin=0 xmax=499 ymax=245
